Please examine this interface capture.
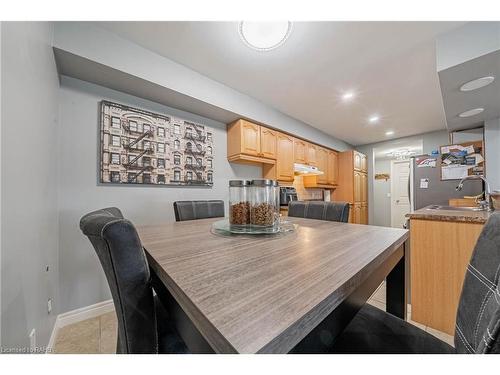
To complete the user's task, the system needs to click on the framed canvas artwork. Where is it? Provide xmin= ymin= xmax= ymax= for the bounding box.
xmin=99 ymin=101 xmax=214 ymax=186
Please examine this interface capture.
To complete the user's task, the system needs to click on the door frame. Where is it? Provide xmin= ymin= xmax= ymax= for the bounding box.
xmin=390 ymin=160 xmax=410 ymax=228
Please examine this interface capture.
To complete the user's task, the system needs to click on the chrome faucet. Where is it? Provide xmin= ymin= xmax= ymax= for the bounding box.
xmin=456 ymin=175 xmax=494 ymax=211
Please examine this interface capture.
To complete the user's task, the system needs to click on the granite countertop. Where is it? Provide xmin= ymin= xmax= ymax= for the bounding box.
xmin=406 ymin=205 xmax=492 ymax=224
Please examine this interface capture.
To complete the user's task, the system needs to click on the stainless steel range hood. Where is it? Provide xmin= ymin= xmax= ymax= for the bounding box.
xmin=293 ymin=163 xmax=324 ymax=176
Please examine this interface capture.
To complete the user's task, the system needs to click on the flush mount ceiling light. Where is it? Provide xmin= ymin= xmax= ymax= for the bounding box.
xmin=460 ymin=76 xmax=495 ymax=92
xmin=369 ymin=115 xmax=380 ymax=124
xmin=385 ymin=130 xmax=395 ymax=136
xmin=458 ymin=108 xmax=484 ymax=118
xmin=239 ymin=21 xmax=292 ymax=51
xmin=342 ymin=92 xmax=355 ymax=101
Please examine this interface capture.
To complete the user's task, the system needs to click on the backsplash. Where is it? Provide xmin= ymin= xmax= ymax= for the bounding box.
xmin=291 ymin=175 xmax=326 ymax=200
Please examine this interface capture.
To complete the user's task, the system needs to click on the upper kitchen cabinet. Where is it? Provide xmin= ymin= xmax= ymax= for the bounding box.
xmin=294 ymin=138 xmax=307 ymax=164
xmin=306 ymin=143 xmax=317 ymax=166
xmin=275 ymin=132 xmax=295 ymax=182
xmin=260 ymin=127 xmax=277 ymax=159
xmin=227 ymin=119 xmax=276 ymax=165
xmin=327 ymin=150 xmax=338 ymax=185
xmin=316 ymin=147 xmax=329 ymax=185
xmin=303 ymin=147 xmax=338 ymax=188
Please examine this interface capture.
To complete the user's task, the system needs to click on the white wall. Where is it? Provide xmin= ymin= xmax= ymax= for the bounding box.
xmin=1 ymin=22 xmax=60 ymax=350
xmin=485 ymin=118 xmax=500 ymax=191
xmin=373 ymin=159 xmax=392 ymax=227
xmin=357 ymin=130 xmax=450 ymax=224
xmin=57 ymin=76 xmax=263 ymax=313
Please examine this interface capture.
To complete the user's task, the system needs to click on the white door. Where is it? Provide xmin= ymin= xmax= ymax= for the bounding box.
xmin=391 ymin=160 xmax=410 ymax=228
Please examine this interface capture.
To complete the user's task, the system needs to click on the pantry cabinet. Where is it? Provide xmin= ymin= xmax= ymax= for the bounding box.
xmin=334 ymin=150 xmax=369 ymax=224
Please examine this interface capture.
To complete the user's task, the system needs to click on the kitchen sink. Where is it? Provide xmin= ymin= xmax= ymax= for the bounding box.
xmin=426 ymin=205 xmax=484 ymax=211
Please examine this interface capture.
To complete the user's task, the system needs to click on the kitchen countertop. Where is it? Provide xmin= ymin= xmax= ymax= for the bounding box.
xmin=406 ymin=205 xmax=492 ymax=224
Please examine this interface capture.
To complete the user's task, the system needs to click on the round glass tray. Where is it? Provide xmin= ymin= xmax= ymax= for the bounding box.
xmin=211 ymin=219 xmax=297 ymax=236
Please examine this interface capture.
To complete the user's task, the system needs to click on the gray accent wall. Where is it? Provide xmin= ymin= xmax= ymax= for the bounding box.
xmin=1 ymin=22 xmax=60 ymax=350
xmin=57 ymin=76 xmax=264 ymax=313
xmin=356 ymin=130 xmax=450 ymax=225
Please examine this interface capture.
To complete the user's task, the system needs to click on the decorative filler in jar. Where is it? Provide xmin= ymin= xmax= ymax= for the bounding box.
xmin=229 ymin=180 xmax=251 ymax=227
xmin=250 ymin=179 xmax=280 ymax=229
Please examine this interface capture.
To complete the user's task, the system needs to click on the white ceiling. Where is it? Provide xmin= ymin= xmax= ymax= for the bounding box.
xmin=96 ymin=21 xmax=464 ymax=146
xmin=374 ymin=139 xmax=424 ymax=161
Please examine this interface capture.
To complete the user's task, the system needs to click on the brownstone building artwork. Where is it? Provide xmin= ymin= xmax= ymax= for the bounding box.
xmin=100 ymin=101 xmax=214 ymax=186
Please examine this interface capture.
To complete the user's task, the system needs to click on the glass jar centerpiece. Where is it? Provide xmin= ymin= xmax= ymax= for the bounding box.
xmin=250 ymin=179 xmax=280 ymax=229
xmin=229 ymin=180 xmax=251 ymax=228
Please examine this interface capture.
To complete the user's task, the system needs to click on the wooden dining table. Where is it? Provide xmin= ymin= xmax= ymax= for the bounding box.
xmin=137 ymin=217 xmax=409 ymax=354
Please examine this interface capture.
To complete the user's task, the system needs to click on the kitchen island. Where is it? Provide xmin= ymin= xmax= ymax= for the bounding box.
xmin=407 ymin=206 xmax=492 ymax=335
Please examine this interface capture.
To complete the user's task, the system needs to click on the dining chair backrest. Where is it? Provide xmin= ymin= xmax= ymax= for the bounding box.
xmin=173 ymin=200 xmax=225 ymax=221
xmin=455 ymin=212 xmax=500 ymax=353
xmin=287 ymin=201 xmax=350 ymax=223
xmin=80 ymin=207 xmax=158 ymax=354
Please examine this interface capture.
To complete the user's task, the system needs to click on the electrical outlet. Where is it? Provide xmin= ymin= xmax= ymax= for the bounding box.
xmin=47 ymin=298 xmax=52 ymax=314
xmin=29 ymin=329 xmax=36 ymax=352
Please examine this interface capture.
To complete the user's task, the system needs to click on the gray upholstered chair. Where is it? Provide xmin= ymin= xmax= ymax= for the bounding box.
xmin=327 ymin=212 xmax=500 ymax=354
xmin=173 ymin=200 xmax=224 ymax=221
xmin=80 ymin=207 xmax=188 ymax=354
xmin=288 ymin=201 xmax=350 ymax=223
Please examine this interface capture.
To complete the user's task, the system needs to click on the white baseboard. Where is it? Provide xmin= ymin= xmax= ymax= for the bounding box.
xmin=46 ymin=299 xmax=114 ymax=353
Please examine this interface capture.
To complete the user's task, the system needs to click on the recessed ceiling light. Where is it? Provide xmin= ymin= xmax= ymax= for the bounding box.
xmin=458 ymin=108 xmax=484 ymax=118
xmin=369 ymin=115 xmax=380 ymax=123
xmin=385 ymin=130 xmax=395 ymax=136
xmin=460 ymin=76 xmax=495 ymax=92
xmin=239 ymin=21 xmax=292 ymax=51
xmin=342 ymin=92 xmax=355 ymax=101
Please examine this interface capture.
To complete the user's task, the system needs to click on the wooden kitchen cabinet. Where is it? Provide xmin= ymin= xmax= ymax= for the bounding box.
xmin=275 ymin=133 xmax=294 ymax=181
xmin=334 ymin=150 xmax=368 ymax=224
xmin=410 ymin=218 xmax=484 ymax=335
xmin=227 ymin=119 xmax=276 ymax=165
xmin=294 ymin=138 xmax=307 ymax=164
xmin=316 ymin=147 xmax=328 ymax=185
xmin=306 ymin=143 xmax=317 ymax=166
xmin=327 ymin=151 xmax=338 ymax=185
xmin=361 ymin=154 xmax=368 ymax=173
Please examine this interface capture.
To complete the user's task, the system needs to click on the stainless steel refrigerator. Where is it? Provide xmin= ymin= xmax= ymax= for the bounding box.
xmin=409 ymin=154 xmax=483 ymax=210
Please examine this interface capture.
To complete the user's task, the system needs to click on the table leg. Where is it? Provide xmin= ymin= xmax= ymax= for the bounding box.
xmin=386 ymin=242 xmax=407 ymax=319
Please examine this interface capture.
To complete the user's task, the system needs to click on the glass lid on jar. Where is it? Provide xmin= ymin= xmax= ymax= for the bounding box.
xmin=251 ymin=179 xmax=279 ymax=187
xmin=229 ymin=180 xmax=252 ymax=187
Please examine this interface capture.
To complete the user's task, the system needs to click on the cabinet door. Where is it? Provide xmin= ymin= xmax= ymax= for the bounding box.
xmin=294 ymin=138 xmax=307 ymax=164
xmin=306 ymin=143 xmax=317 ymax=166
xmin=354 ymin=171 xmax=362 ymax=202
xmin=317 ymin=147 xmax=328 ymax=184
xmin=354 ymin=151 xmax=362 ymax=171
xmin=260 ymin=127 xmax=277 ymax=159
xmin=240 ymin=120 xmax=261 ymax=156
xmin=361 ymin=204 xmax=368 ymax=224
xmin=276 ymin=133 xmax=294 ymax=181
xmin=327 ymin=151 xmax=338 ymax=185
xmin=361 ymin=172 xmax=368 ymax=202
xmin=353 ymin=203 xmax=362 ymax=224
xmin=361 ymin=154 xmax=368 ymax=173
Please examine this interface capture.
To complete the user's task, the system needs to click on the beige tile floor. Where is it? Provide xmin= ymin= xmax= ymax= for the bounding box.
xmin=53 ymin=282 xmax=454 ymax=353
